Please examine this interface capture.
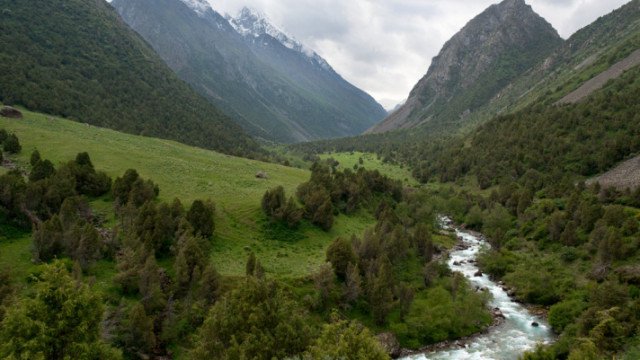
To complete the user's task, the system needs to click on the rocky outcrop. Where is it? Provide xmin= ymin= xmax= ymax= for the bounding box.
xmin=255 ymin=170 xmax=268 ymax=179
xmin=368 ymin=0 xmax=562 ymax=135
xmin=0 ymin=106 xmax=23 ymax=119
xmin=376 ymin=332 xmax=401 ymax=358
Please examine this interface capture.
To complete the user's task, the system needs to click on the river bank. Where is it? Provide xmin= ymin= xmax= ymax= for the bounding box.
xmin=396 ymin=218 xmax=555 ymax=360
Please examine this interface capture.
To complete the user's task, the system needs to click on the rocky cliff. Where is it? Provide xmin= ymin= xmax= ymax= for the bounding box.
xmin=368 ymin=0 xmax=562 ymax=134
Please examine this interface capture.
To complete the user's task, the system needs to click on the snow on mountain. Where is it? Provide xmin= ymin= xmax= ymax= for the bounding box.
xmin=179 ymin=0 xmax=211 ymax=16
xmin=227 ymin=7 xmax=332 ymax=71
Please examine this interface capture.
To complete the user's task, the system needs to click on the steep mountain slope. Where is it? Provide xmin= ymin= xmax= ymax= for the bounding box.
xmin=290 ymin=0 xmax=640 ymax=166
xmin=0 ymin=0 xmax=259 ymax=156
xmin=111 ymin=0 xmax=386 ymax=143
xmin=465 ymin=0 xmax=640 ymax=126
xmin=229 ymin=7 xmax=387 ymax=137
xmin=368 ymin=0 xmax=562 ymax=134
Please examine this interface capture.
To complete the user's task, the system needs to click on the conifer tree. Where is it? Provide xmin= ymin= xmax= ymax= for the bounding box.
xmin=0 ymin=261 xmax=121 ymax=359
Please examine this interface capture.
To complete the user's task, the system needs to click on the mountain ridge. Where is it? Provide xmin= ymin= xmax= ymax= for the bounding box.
xmin=367 ymin=0 xmax=562 ymax=135
xmin=112 ymin=0 xmax=386 ymax=143
xmin=0 ymin=0 xmax=260 ymax=157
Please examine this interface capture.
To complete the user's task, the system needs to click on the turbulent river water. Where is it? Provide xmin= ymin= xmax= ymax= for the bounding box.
xmin=401 ymin=218 xmax=555 ymax=360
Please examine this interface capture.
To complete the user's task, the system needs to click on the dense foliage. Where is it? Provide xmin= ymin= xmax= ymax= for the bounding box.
xmin=0 ymin=261 xmax=121 ymax=359
xmin=1 ymin=146 xmax=400 ymax=359
xmin=0 ymin=0 xmax=261 ymax=157
xmin=413 ymin=66 xmax=640 ymax=359
xmin=294 ymin=163 xmax=403 ymax=230
xmin=415 ymin=66 xmax=640 ymax=185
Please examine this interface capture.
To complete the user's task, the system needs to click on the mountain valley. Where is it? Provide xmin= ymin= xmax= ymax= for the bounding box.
xmin=1 ymin=0 xmax=640 ymax=359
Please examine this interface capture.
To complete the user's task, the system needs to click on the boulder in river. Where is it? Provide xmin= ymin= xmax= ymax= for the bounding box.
xmin=531 ymin=322 xmax=539 ymax=327
xmin=474 ymin=270 xmax=483 ymax=277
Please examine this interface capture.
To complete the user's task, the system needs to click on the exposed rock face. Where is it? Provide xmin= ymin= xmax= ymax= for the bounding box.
xmin=0 ymin=106 xmax=23 ymax=119
xmin=368 ymin=0 xmax=562 ymax=134
xmin=376 ymin=332 xmax=401 ymax=358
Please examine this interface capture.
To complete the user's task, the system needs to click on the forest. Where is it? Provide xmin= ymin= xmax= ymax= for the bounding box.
xmin=0 ymin=0 xmax=261 ymax=158
xmin=0 ymin=129 xmax=498 ymax=359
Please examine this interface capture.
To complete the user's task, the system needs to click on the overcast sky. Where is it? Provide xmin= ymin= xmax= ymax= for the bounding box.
xmin=207 ymin=0 xmax=630 ymax=109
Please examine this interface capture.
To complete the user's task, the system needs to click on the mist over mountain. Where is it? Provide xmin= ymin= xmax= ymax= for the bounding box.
xmin=111 ymin=0 xmax=386 ymax=143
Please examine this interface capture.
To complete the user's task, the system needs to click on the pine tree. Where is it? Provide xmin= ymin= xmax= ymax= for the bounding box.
xmin=127 ymin=302 xmax=156 ymax=353
xmin=326 ymin=236 xmax=357 ymax=280
xmin=343 ymin=262 xmax=361 ymax=307
xmin=0 ymin=261 xmax=121 ymax=359
xmin=3 ymin=133 xmax=21 ymax=154
xmin=187 ymin=199 xmax=215 ymax=238
xmin=30 ymin=150 xmax=41 ymax=166
xmin=32 ymin=215 xmax=64 ymax=262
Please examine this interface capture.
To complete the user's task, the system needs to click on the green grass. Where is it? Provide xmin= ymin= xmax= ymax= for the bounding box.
xmin=318 ymin=151 xmax=420 ymax=187
xmin=0 ymin=107 xmax=378 ymax=277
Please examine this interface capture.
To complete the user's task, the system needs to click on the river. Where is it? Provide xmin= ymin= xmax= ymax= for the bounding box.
xmin=401 ymin=218 xmax=555 ymax=360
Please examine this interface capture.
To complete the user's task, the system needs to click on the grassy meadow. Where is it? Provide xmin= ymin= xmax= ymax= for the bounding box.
xmin=0 ymin=108 xmax=392 ymax=277
xmin=318 ymin=151 xmax=420 ymax=187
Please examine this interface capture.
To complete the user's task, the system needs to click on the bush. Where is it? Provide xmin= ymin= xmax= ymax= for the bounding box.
xmin=548 ymin=299 xmax=587 ymax=332
xmin=3 ymin=133 xmax=20 ymax=154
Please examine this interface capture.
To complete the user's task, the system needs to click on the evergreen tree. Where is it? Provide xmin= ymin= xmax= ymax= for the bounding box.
xmin=3 ymin=133 xmax=21 ymax=154
xmin=199 ymin=265 xmax=220 ymax=305
xmin=0 ymin=261 xmax=121 ymax=359
xmin=313 ymin=264 xmax=336 ymax=309
xmin=343 ymin=262 xmax=362 ymax=308
xmin=30 ymin=150 xmax=41 ymax=166
xmin=326 ymin=236 xmax=357 ymax=280
xmin=29 ymin=159 xmax=55 ymax=182
xmin=126 ymin=302 xmax=156 ymax=353
xmin=191 ymin=277 xmax=312 ymax=360
xmin=187 ymin=199 xmax=215 ymax=238
xmin=32 ymin=215 xmax=64 ymax=262
xmin=305 ymin=314 xmax=389 ymax=360
xmin=282 ymin=197 xmax=302 ymax=228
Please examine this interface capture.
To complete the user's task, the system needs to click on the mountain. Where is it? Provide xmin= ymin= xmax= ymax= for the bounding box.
xmin=463 ymin=0 xmax=640 ymax=124
xmin=367 ymin=0 xmax=562 ymax=134
xmin=227 ymin=7 xmax=387 ymax=140
xmin=111 ymin=0 xmax=386 ymax=143
xmin=0 ymin=0 xmax=260 ymax=157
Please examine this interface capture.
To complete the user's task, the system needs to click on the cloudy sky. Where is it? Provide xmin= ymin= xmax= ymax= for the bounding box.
xmin=207 ymin=0 xmax=629 ymax=109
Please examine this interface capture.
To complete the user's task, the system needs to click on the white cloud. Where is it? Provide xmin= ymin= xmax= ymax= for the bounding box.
xmin=208 ymin=0 xmax=630 ymax=109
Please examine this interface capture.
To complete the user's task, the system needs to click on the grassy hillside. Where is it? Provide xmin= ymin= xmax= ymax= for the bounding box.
xmin=0 ymin=108 xmax=380 ymax=276
xmin=317 ymin=152 xmax=420 ymax=187
xmin=0 ymin=0 xmax=260 ymax=156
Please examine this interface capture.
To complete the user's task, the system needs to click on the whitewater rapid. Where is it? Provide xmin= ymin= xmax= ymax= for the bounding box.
xmin=401 ymin=219 xmax=554 ymax=360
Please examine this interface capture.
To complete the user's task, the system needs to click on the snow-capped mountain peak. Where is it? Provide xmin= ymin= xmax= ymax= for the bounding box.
xmin=179 ymin=0 xmax=211 ymax=16
xmin=227 ymin=7 xmax=332 ymax=71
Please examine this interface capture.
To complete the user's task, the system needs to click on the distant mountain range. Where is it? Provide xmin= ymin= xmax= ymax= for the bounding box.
xmin=111 ymin=0 xmax=387 ymax=143
xmin=0 ymin=0 xmax=259 ymax=156
xmin=291 ymin=0 xmax=640 ymax=179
